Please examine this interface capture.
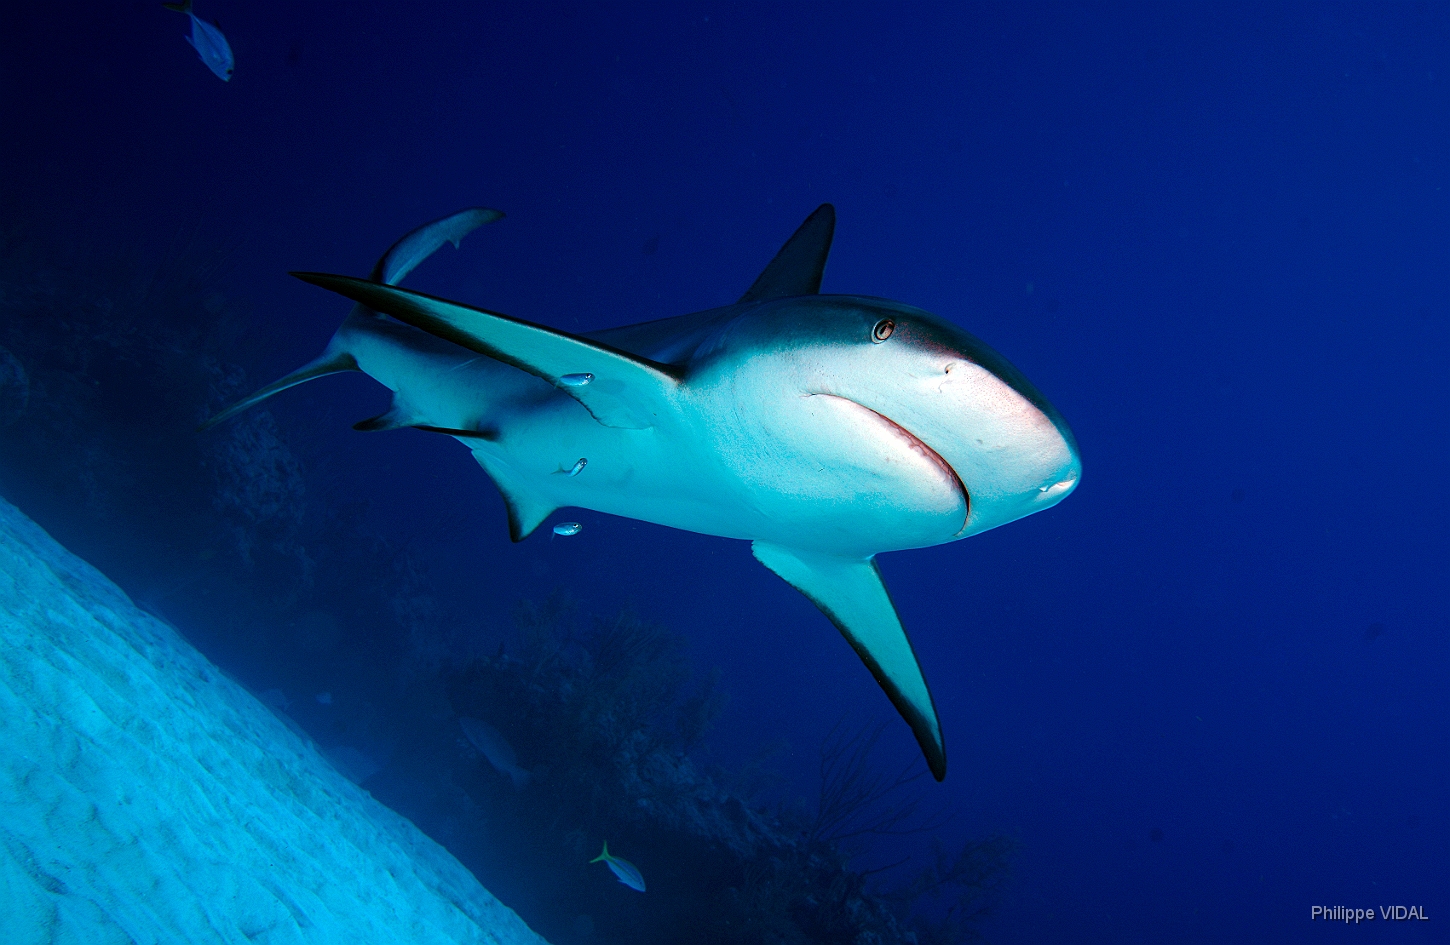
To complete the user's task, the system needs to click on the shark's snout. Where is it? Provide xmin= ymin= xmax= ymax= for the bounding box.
xmin=883 ymin=354 xmax=1079 ymax=540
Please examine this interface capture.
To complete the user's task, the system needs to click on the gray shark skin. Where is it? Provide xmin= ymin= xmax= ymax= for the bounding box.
xmin=207 ymin=205 xmax=1082 ymax=781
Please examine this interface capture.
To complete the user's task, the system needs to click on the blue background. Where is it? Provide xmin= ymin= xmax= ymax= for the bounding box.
xmin=2 ymin=3 xmax=1445 ymax=942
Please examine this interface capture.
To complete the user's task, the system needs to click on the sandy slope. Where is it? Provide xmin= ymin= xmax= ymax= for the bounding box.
xmin=0 ymin=495 xmax=549 ymax=945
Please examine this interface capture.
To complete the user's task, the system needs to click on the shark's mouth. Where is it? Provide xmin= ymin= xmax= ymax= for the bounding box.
xmin=816 ymin=395 xmax=970 ymax=535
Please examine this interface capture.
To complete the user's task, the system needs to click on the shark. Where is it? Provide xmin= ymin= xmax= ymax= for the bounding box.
xmin=203 ymin=205 xmax=1081 ymax=781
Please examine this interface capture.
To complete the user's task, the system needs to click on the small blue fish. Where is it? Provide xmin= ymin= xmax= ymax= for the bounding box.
xmin=590 ymin=841 xmax=645 ymax=892
xmin=553 ymin=522 xmax=582 ymax=537
xmin=563 ymin=457 xmax=587 ymax=477
xmin=164 ymin=0 xmax=234 ymax=82
xmin=559 ymin=373 xmax=594 ymax=387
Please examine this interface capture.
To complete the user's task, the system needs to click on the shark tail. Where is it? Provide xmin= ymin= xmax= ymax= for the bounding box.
xmin=197 ymin=207 xmax=503 ymax=433
xmin=589 ymin=841 xmax=610 ymax=864
xmin=162 ymin=1 xmax=193 ymax=13
xmin=198 ymin=345 xmax=357 ymax=432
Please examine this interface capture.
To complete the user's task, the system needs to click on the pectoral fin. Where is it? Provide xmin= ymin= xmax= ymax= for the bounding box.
xmin=292 ymin=274 xmax=682 ymax=429
xmin=752 ymin=541 xmax=946 ymax=781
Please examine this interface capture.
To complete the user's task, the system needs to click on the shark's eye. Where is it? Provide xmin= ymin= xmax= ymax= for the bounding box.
xmin=871 ymin=319 xmax=895 ymax=343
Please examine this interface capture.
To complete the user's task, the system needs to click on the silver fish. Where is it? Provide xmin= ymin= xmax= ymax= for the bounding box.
xmin=163 ymin=0 xmax=234 ymax=82
xmin=553 ymin=522 xmax=582 ymax=537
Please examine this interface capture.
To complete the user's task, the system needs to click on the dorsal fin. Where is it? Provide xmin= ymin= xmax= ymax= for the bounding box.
xmin=738 ymin=204 xmax=836 ymax=304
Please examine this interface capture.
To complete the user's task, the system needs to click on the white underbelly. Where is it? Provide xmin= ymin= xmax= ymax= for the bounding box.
xmin=482 ymin=391 xmax=966 ymax=556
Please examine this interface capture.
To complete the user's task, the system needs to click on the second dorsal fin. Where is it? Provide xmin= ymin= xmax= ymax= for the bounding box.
xmin=738 ymin=204 xmax=836 ymax=304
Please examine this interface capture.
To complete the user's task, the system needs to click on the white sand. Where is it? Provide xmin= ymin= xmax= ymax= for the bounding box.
xmin=0 ymin=495 xmax=549 ymax=945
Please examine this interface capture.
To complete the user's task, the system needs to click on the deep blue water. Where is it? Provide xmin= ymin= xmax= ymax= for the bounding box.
xmin=2 ymin=3 xmax=1446 ymax=943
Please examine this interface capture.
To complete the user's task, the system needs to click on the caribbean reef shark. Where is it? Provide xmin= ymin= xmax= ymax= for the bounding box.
xmin=204 ymin=205 xmax=1081 ymax=780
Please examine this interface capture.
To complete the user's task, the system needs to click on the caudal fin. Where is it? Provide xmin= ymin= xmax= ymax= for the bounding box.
xmin=197 ymin=348 xmax=356 ymax=431
xmin=162 ymin=1 xmax=193 ymax=14
xmin=370 ymin=207 xmax=503 ymax=286
xmin=197 ymin=207 xmax=502 ymax=432
xmin=589 ymin=841 xmax=610 ymax=864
